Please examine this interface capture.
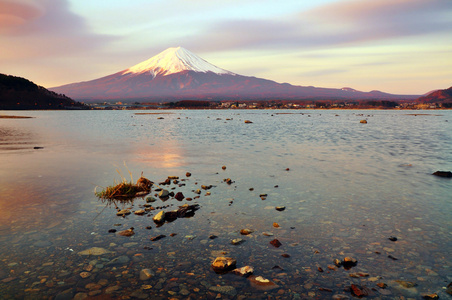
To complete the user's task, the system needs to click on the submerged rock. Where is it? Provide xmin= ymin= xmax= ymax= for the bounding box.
xmin=209 ymin=285 xmax=237 ymax=296
xmin=422 ymin=293 xmax=439 ymax=300
xmin=78 ymin=247 xmax=113 ymax=256
xmin=116 ymin=209 xmax=130 ymax=216
xmin=270 ymin=239 xmax=282 ymax=248
xmin=232 ymin=266 xmax=254 ymax=277
xmin=139 ymin=269 xmax=154 ymax=281
xmin=118 ymin=228 xmax=135 ymax=237
xmin=248 ymin=275 xmax=279 ymax=291
xmin=350 ymin=284 xmax=370 ymax=297
xmin=211 ymin=257 xmax=236 ymax=273
xmin=240 ymin=228 xmax=253 ymax=235
xmin=432 ymin=171 xmax=452 ymax=178
xmin=231 ymin=238 xmax=244 ymax=245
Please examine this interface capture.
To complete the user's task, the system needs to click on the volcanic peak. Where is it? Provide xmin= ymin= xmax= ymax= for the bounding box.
xmin=123 ymin=46 xmax=235 ymax=77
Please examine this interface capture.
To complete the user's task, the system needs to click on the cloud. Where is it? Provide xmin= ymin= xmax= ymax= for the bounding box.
xmin=185 ymin=0 xmax=452 ymax=52
xmin=0 ymin=0 xmax=113 ymax=59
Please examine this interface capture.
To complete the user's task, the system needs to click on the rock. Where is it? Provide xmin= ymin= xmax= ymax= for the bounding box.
xmin=244 ymin=120 xmax=253 ymax=123
xmin=332 ymin=295 xmax=350 ymax=300
xmin=240 ymin=229 xmax=253 ymax=235
xmin=270 ymin=239 xmax=282 ymax=248
xmin=232 ymin=266 xmax=254 ymax=277
xmin=360 ymin=119 xmax=367 ymax=123
xmin=116 ymin=209 xmax=130 ymax=216
xmin=333 ymin=259 xmax=342 ymax=267
xmin=79 ymin=272 xmax=90 ymax=279
xmin=262 ymin=232 xmax=274 ymax=236
xmin=422 ymin=293 xmax=439 ymax=300
xmin=273 ymin=223 xmax=280 ymax=228
xmin=432 ymin=171 xmax=452 ymax=177
xmin=108 ymin=229 xmax=117 ymax=233
xmin=105 ymin=285 xmax=121 ymax=294
xmin=174 ymin=192 xmax=184 ymax=201
xmin=275 ymin=206 xmax=285 ymax=211
xmin=343 ymin=257 xmax=357 ymax=269
xmin=222 ymin=165 xmax=227 ymax=170
xmin=153 ymin=211 xmax=165 ymax=223
xmin=158 ymin=189 xmax=169 ymax=198
xmin=248 ymin=275 xmax=279 ymax=291
xmin=186 ymin=172 xmax=191 ymax=177
xmin=78 ymin=247 xmax=112 ymax=256
xmin=106 ymin=256 xmax=130 ymax=266
xmin=194 ymin=189 xmax=201 ymax=194
xmin=388 ymin=236 xmax=398 ymax=241
xmin=177 ymin=204 xmax=200 ymax=218
xmin=209 ymin=285 xmax=237 ymax=296
xmin=447 ymin=282 xmax=452 ymax=295
xmin=281 ymin=254 xmax=290 ymax=258
xmin=73 ymin=293 xmax=88 ymax=300
xmin=146 ymin=196 xmax=156 ymax=203
xmin=350 ymin=284 xmax=369 ymax=297
xmin=150 ymin=235 xmax=166 ymax=241
xmin=209 ymin=235 xmax=218 ymax=239
xmin=134 ymin=209 xmax=145 ymax=215
xmin=211 ymin=257 xmax=236 ymax=273
xmin=139 ymin=269 xmax=154 ymax=280
xmin=136 ymin=177 xmax=152 ymax=189
xmin=376 ymin=283 xmax=387 ymax=289
xmin=224 ymin=178 xmax=233 ymax=184
xmin=395 ymin=280 xmax=417 ymax=288
xmin=118 ymin=228 xmax=134 ymax=237
xmin=165 ymin=211 xmax=178 ymax=222
xmin=55 ymin=289 xmax=74 ymax=300
xmin=231 ymin=238 xmax=244 ymax=245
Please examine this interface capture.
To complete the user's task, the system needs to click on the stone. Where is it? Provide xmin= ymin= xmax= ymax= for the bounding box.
xmin=275 ymin=206 xmax=286 ymax=211
xmin=106 ymin=256 xmax=130 ymax=266
xmin=360 ymin=119 xmax=367 ymax=123
xmin=186 ymin=172 xmax=191 ymax=177
xmin=174 ymin=192 xmax=184 ymax=201
xmin=447 ymin=282 xmax=452 ymax=295
xmin=136 ymin=176 xmax=152 ymax=189
xmin=270 ymin=239 xmax=282 ymax=248
xmin=55 ymin=289 xmax=74 ymax=300
xmin=158 ymin=189 xmax=169 ymax=198
xmin=118 ymin=228 xmax=134 ymax=237
xmin=432 ymin=171 xmax=452 ymax=177
xmin=262 ymin=232 xmax=274 ymax=236
xmin=422 ymin=293 xmax=439 ymax=300
xmin=232 ymin=266 xmax=254 ymax=277
xmin=248 ymin=275 xmax=279 ymax=291
xmin=388 ymin=236 xmax=398 ymax=241
xmin=105 ymin=285 xmax=121 ymax=294
xmin=376 ymin=282 xmax=387 ymax=289
xmin=244 ymin=120 xmax=253 ymax=123
xmin=395 ymin=280 xmax=417 ymax=288
xmin=116 ymin=209 xmax=130 ymax=216
xmin=231 ymin=238 xmax=244 ymax=245
xmin=146 ymin=196 xmax=156 ymax=203
xmin=333 ymin=259 xmax=342 ymax=267
xmin=222 ymin=166 xmax=227 ymax=170
xmin=343 ymin=257 xmax=357 ymax=269
xmin=177 ymin=204 xmax=200 ymax=218
xmin=350 ymin=284 xmax=369 ymax=297
xmin=78 ymin=247 xmax=112 ymax=256
xmin=211 ymin=257 xmax=236 ymax=273
xmin=165 ymin=211 xmax=178 ymax=222
xmin=134 ymin=209 xmax=145 ymax=215
xmin=139 ymin=269 xmax=154 ymax=280
xmin=209 ymin=286 xmax=237 ymax=296
xmin=153 ymin=211 xmax=165 ymax=223
xmin=273 ymin=223 xmax=280 ymax=228
xmin=150 ymin=235 xmax=166 ymax=241
xmin=240 ymin=229 xmax=253 ymax=235
xmin=332 ymin=295 xmax=350 ymax=300
xmin=79 ymin=272 xmax=90 ymax=279
xmin=73 ymin=293 xmax=88 ymax=300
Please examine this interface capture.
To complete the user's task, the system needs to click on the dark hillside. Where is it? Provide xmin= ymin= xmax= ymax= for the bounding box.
xmin=0 ymin=74 xmax=87 ymax=109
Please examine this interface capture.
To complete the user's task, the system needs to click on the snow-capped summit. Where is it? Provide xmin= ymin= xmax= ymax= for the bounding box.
xmin=123 ymin=46 xmax=235 ymax=77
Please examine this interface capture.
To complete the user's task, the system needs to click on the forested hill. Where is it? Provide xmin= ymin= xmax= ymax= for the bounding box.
xmin=0 ymin=74 xmax=87 ymax=109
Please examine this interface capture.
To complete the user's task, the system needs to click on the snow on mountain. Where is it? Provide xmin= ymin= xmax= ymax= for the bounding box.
xmin=123 ymin=46 xmax=235 ymax=77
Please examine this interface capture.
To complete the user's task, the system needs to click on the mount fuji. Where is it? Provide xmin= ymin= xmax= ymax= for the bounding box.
xmin=50 ymin=47 xmax=417 ymax=102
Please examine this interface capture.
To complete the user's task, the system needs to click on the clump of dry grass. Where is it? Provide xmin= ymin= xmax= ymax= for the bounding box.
xmin=95 ymin=163 xmax=152 ymax=200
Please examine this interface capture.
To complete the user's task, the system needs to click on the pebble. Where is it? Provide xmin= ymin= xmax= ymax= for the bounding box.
xmin=116 ymin=209 xmax=130 ymax=216
xmin=270 ymin=239 xmax=282 ymax=248
xmin=140 ymin=269 xmax=154 ymax=280
xmin=231 ymin=238 xmax=244 ymax=245
xmin=79 ymin=272 xmax=90 ymax=279
xmin=211 ymin=257 xmax=236 ymax=273
xmin=209 ymin=285 xmax=237 ymax=296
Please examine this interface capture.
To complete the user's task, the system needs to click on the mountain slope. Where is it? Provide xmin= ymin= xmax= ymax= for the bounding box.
xmin=0 ymin=74 xmax=86 ymax=109
xmin=51 ymin=47 xmax=419 ymax=102
xmin=417 ymin=86 xmax=452 ymax=103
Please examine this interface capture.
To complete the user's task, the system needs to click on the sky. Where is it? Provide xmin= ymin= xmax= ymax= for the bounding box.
xmin=1 ymin=0 xmax=451 ymax=95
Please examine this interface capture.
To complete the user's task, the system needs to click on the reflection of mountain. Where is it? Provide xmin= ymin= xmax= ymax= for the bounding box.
xmin=0 ymin=73 xmax=87 ymax=109
xmin=51 ymin=47 xmax=419 ymax=102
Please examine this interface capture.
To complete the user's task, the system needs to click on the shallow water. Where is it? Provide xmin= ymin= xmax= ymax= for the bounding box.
xmin=0 ymin=109 xmax=451 ymax=299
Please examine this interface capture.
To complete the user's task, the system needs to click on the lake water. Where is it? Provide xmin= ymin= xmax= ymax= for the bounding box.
xmin=0 ymin=109 xmax=451 ymax=299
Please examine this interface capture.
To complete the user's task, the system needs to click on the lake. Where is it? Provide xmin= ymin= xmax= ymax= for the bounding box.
xmin=0 ymin=109 xmax=451 ymax=299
